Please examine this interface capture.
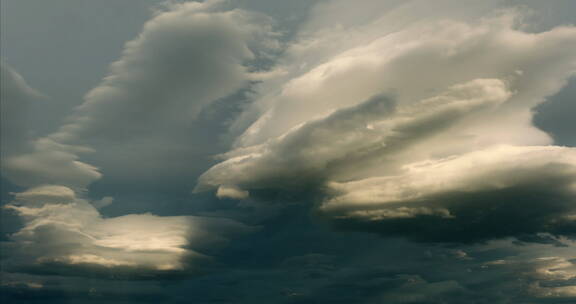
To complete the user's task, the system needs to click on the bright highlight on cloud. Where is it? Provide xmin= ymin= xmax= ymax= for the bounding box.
xmin=5 ymin=185 xmax=195 ymax=272
xmin=198 ymin=6 xmax=576 ymax=242
xmin=3 ymin=185 xmax=251 ymax=277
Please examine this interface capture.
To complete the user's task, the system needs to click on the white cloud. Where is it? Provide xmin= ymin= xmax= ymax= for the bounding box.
xmin=217 ymin=185 xmax=250 ymax=200
xmin=198 ymin=78 xmax=513 ymax=192
xmin=235 ymin=12 xmax=576 ymax=148
xmin=3 ymin=185 xmax=250 ymax=276
xmin=2 ymin=0 xmax=279 ymax=189
xmin=197 ymin=2 xmax=576 ymax=242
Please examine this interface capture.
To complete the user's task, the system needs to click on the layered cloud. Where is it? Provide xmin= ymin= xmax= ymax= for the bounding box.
xmin=1 ymin=1 xmax=270 ymax=278
xmin=113 ymin=238 xmax=572 ymax=304
xmin=198 ymin=78 xmax=512 ymax=192
xmin=197 ymin=5 xmax=576 ymax=243
xmin=2 ymin=1 xmax=576 ymax=302
xmin=323 ymin=145 xmax=576 ymax=242
xmin=54 ymin=0 xmax=275 ymax=142
xmin=3 ymin=0 xmax=278 ymax=190
xmin=1 ymin=63 xmax=101 ymax=189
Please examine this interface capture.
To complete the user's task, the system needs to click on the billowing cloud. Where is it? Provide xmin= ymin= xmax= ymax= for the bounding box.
xmin=197 ymin=4 xmax=576 ymax=243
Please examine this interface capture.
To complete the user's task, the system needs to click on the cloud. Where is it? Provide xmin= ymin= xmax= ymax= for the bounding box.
xmin=1 ymin=62 xmax=101 ymax=189
xmin=322 ymin=145 xmax=576 ymax=242
xmin=196 ymin=3 xmax=576 ymax=243
xmin=40 ymin=0 xmax=279 ymax=189
xmin=54 ymin=0 xmax=276 ymax=141
xmin=2 ymin=0 xmax=279 ymax=190
xmin=1 ymin=1 xmax=268 ymax=277
xmin=2 ymin=1 xmax=576 ymax=302
xmin=130 ymin=238 xmax=574 ymax=304
xmin=233 ymin=8 xmax=576 ymax=148
xmin=199 ymin=78 xmax=512 ymax=194
xmin=0 ymin=63 xmax=41 ymax=157
xmin=2 ymin=185 xmax=252 ymax=279
xmin=2 ymin=138 xmax=102 ymax=189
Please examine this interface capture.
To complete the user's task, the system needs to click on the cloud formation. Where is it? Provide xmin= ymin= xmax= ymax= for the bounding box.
xmin=2 ymin=185 xmax=251 ymax=279
xmin=2 ymin=1 xmax=576 ymax=302
xmin=3 ymin=0 xmax=278 ymax=190
xmin=323 ymin=145 xmax=576 ymax=242
xmin=1 ymin=1 xmax=268 ymax=278
xmin=198 ymin=5 xmax=576 ymax=243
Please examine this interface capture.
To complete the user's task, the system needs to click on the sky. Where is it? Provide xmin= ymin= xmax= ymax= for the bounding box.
xmin=1 ymin=0 xmax=575 ymax=303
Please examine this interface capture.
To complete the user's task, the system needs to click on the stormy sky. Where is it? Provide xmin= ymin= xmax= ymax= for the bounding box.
xmin=1 ymin=1 xmax=575 ymax=303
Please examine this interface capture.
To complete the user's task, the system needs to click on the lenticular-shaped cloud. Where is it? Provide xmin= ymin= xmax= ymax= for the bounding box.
xmin=197 ymin=6 xmax=576 ymax=243
xmin=198 ymin=78 xmax=511 ymax=193
xmin=2 ymin=185 xmax=251 ymax=278
xmin=235 ymin=12 xmax=576 ymax=147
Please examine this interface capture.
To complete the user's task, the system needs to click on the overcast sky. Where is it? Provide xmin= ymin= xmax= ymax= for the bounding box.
xmin=1 ymin=1 xmax=576 ymax=303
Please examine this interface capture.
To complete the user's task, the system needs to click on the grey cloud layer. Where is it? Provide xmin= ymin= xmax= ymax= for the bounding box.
xmin=1 ymin=0 xmax=272 ymax=278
